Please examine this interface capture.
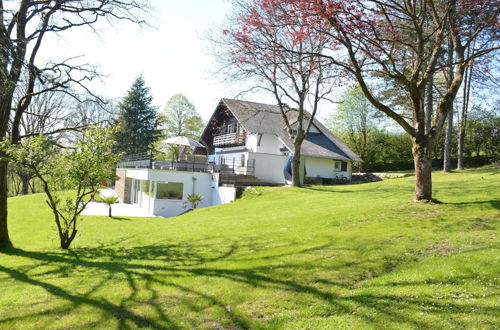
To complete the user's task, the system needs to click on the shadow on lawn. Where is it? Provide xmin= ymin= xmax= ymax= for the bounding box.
xmin=443 ymin=199 xmax=500 ymax=210
xmin=0 ymin=238 xmax=498 ymax=329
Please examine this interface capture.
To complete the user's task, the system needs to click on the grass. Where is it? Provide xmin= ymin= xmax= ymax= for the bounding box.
xmin=0 ymin=167 xmax=499 ymax=329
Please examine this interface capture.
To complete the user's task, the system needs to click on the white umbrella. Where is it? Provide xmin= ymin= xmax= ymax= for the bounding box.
xmin=162 ymin=136 xmax=205 ymax=148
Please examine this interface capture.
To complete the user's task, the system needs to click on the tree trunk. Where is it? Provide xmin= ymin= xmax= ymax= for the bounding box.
xmin=108 ymin=205 xmax=112 ymax=217
xmin=0 ymin=157 xmax=13 ymax=248
xmin=413 ymin=140 xmax=433 ymax=201
xmin=20 ymin=173 xmax=30 ymax=195
xmin=457 ymin=49 xmax=473 ymax=170
xmin=457 ymin=129 xmax=465 ymax=169
xmin=443 ymin=109 xmax=453 ymax=172
xmin=60 ymin=229 xmax=78 ymax=249
xmin=425 ymin=75 xmax=433 ymax=134
xmin=291 ymin=148 xmax=302 ymax=187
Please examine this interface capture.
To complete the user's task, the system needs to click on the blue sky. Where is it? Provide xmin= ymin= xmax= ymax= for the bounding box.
xmin=39 ymin=0 xmax=280 ymax=120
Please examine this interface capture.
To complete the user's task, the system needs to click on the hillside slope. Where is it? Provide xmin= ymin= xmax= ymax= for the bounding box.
xmin=0 ymin=167 xmax=499 ymax=329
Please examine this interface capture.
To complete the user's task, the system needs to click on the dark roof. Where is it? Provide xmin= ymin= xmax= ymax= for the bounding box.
xmin=207 ymin=98 xmax=362 ymax=162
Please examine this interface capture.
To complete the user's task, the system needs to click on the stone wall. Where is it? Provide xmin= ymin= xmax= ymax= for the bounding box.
xmin=115 ymin=169 xmax=132 ymax=203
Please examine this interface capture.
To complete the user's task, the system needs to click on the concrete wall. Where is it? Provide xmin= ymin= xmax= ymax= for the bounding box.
xmin=212 ymin=186 xmax=237 ymax=205
xmin=247 ymin=152 xmax=288 ymax=184
xmin=304 ymin=157 xmax=352 ymax=179
xmin=115 ymin=168 xmax=130 ymax=203
xmin=125 ymin=169 xmax=233 ymax=218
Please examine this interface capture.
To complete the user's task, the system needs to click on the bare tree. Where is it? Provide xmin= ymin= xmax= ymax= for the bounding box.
xmin=214 ymin=0 xmax=337 ymax=186
xmin=303 ymin=0 xmax=499 ymax=200
xmin=0 ymin=0 xmax=148 ymax=248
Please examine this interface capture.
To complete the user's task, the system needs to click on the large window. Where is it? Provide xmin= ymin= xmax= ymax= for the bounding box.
xmin=144 ymin=180 xmax=153 ymax=196
xmin=333 ymin=161 xmax=341 ymax=171
xmin=156 ymin=182 xmax=183 ymax=200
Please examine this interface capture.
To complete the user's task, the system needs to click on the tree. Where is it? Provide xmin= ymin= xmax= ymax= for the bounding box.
xmin=101 ymin=196 xmax=119 ymax=218
xmin=6 ymin=127 xmax=120 ymax=249
xmin=159 ymin=94 xmax=204 ymax=159
xmin=186 ymin=193 xmax=203 ymax=210
xmin=13 ymin=88 xmax=73 ymax=195
xmin=298 ymin=0 xmax=499 ymax=200
xmin=115 ymin=76 xmax=159 ymax=155
xmin=328 ymin=87 xmax=380 ymax=172
xmin=216 ymin=0 xmax=336 ymax=186
xmin=466 ymin=106 xmax=500 ymax=162
xmin=0 ymin=0 xmax=147 ymax=249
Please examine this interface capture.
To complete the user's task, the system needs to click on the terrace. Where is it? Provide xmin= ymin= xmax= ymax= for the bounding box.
xmin=118 ymin=152 xmax=255 ymax=176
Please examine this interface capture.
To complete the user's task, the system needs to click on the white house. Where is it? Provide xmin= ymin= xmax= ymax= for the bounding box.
xmin=197 ymin=98 xmax=362 ymax=185
xmin=114 ymin=98 xmax=361 ymax=218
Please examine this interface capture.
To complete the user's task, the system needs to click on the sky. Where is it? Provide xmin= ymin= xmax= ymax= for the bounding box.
xmin=39 ymin=0 xmax=286 ymax=121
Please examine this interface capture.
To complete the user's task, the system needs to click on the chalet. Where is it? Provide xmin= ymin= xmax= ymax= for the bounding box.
xmin=114 ymin=98 xmax=361 ymax=218
xmin=198 ymin=98 xmax=362 ymax=185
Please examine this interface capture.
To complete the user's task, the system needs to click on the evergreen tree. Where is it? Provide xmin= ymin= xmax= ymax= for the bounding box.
xmin=115 ymin=76 xmax=159 ymax=155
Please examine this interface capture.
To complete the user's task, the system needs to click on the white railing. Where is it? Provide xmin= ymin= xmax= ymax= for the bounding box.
xmin=213 ymin=132 xmax=246 ymax=146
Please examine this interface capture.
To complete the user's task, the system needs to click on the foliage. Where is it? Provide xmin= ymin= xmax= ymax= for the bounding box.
xmin=1 ymin=167 xmax=499 ymax=328
xmin=465 ymin=107 xmax=500 ymax=162
xmin=157 ymin=94 xmax=204 ymax=160
xmin=100 ymin=195 xmax=119 ymax=218
xmin=217 ymin=0 xmax=337 ymax=186
xmin=7 ymin=127 xmax=120 ymax=249
xmin=186 ymin=193 xmax=204 ymax=209
xmin=0 ymin=0 xmax=148 ymax=248
xmin=333 ymin=128 xmax=414 ymax=172
xmin=223 ymin=0 xmax=499 ymax=201
xmin=114 ymin=76 xmax=159 ymax=155
xmin=328 ymin=87 xmax=381 ymax=171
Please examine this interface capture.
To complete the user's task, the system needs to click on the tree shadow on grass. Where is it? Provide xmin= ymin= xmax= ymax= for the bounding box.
xmin=0 ymin=238 xmax=498 ymax=329
xmin=443 ymin=199 xmax=500 ymax=210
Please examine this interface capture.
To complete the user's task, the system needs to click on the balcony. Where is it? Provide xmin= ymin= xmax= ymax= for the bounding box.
xmin=213 ymin=132 xmax=246 ymax=147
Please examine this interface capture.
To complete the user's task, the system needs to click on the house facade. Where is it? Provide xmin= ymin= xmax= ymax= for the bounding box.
xmin=114 ymin=98 xmax=361 ymax=218
xmin=198 ymin=98 xmax=362 ymax=185
xmin=115 ymin=166 xmax=236 ymax=218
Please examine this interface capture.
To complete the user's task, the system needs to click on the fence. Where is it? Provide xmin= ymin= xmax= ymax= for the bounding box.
xmin=118 ymin=152 xmax=153 ymax=169
xmin=118 ymin=153 xmax=256 ymax=176
xmin=216 ymin=156 xmax=255 ymax=176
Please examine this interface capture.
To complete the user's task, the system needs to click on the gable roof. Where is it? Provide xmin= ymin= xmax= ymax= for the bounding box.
xmin=204 ymin=98 xmax=362 ymax=162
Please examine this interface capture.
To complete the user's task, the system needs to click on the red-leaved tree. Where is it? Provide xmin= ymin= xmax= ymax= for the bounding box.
xmin=215 ymin=0 xmax=338 ymax=186
xmin=295 ymin=0 xmax=499 ymax=200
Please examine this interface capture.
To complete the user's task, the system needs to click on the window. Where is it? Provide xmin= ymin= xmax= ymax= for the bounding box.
xmin=144 ymin=180 xmax=153 ymax=196
xmin=333 ymin=161 xmax=341 ymax=171
xmin=156 ymin=182 xmax=183 ymax=200
xmin=341 ymin=161 xmax=348 ymax=172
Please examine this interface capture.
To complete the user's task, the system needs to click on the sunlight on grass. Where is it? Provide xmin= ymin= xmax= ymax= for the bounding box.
xmin=0 ymin=167 xmax=499 ymax=328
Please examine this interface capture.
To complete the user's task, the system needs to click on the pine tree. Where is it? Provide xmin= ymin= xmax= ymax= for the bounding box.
xmin=115 ymin=76 xmax=159 ymax=155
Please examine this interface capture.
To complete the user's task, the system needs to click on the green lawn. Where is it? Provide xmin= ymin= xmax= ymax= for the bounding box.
xmin=1 ymin=167 xmax=499 ymax=329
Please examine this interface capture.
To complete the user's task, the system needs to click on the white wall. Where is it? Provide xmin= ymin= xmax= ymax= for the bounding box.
xmin=247 ymin=152 xmax=288 ymax=184
xmin=245 ymin=133 xmax=258 ymax=152
xmin=255 ymin=134 xmax=283 ymax=154
xmin=212 ymin=186 xmax=236 ymax=205
xmin=126 ymin=170 xmax=218 ymax=217
xmin=305 ymin=157 xmax=352 ymax=179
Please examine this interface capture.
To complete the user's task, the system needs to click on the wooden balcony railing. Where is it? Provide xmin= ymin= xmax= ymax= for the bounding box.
xmin=213 ymin=132 xmax=246 ymax=147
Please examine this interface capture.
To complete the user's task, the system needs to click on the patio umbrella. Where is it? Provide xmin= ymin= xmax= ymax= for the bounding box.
xmin=162 ymin=136 xmax=207 ymax=161
xmin=162 ymin=136 xmax=205 ymax=148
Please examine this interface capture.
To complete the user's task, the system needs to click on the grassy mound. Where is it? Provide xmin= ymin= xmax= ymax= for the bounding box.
xmin=0 ymin=167 xmax=499 ymax=329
